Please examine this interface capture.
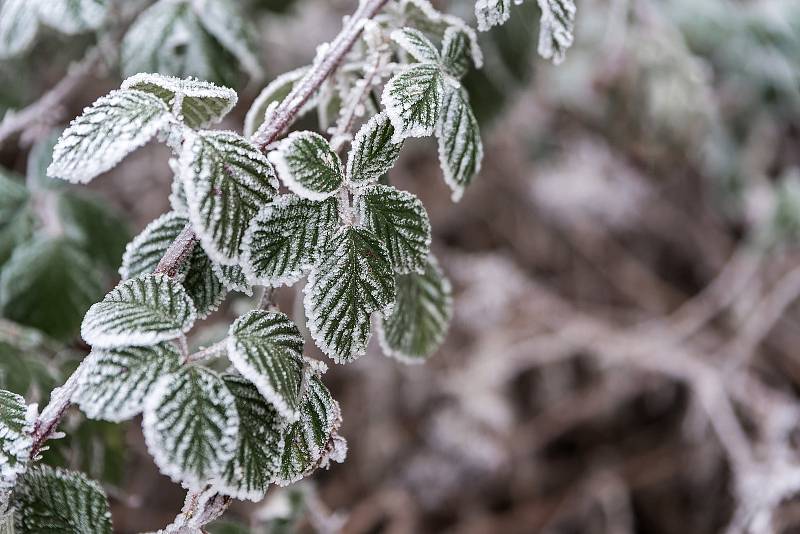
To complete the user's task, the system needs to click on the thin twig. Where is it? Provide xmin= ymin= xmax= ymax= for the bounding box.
xmin=0 ymin=48 xmax=103 ymax=147
xmin=252 ymin=0 xmax=392 ymax=149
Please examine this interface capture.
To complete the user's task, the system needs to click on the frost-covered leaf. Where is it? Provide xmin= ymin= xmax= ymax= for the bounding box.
xmin=270 ymin=132 xmax=344 ymax=201
xmin=475 ymin=0 xmax=511 ymax=32
xmin=441 ymin=26 xmax=474 ymax=79
xmin=345 ymin=113 xmax=403 ymax=187
xmin=81 ymin=274 xmax=196 ymax=349
xmin=356 ymin=185 xmax=431 ymax=274
xmin=537 ymin=0 xmax=576 ymax=64
xmin=227 ymin=310 xmax=305 ymax=421
xmin=304 ymin=227 xmax=396 ymax=364
xmin=379 ymin=256 xmax=452 ymax=363
xmin=275 ymin=376 xmax=341 ymax=486
xmin=0 ymin=238 xmax=103 ymax=341
xmin=391 ymin=27 xmax=440 ymax=64
xmin=244 ymin=67 xmax=315 ymax=138
xmin=184 ymin=249 xmax=226 ymax=319
xmin=382 ymin=63 xmax=445 ymax=142
xmin=215 ymin=375 xmax=283 ymax=501
xmin=169 ymin=167 xmax=189 ymax=216
xmin=13 ymin=466 xmax=112 ymax=533
xmin=242 ymin=195 xmax=338 ymax=287
xmin=36 ymin=0 xmax=108 ymax=35
xmin=143 ymin=366 xmax=239 ymax=488
xmin=0 ymin=0 xmax=38 ymax=59
xmin=121 ymin=0 xmax=238 ymax=86
xmin=73 ymin=343 xmax=182 ymax=422
xmin=58 ymin=192 xmax=131 ymax=272
xmin=47 ymin=90 xmax=171 ymax=184
xmin=0 ymin=389 xmax=33 ymax=495
xmin=121 ymin=212 xmax=225 ymax=318
xmin=395 ymin=0 xmax=484 ymax=68
xmin=436 ymin=86 xmax=483 ymax=201
xmin=121 ymin=212 xmax=189 ymax=281
xmin=121 ymin=73 xmax=238 ymax=129
xmin=181 ymin=130 xmax=278 ymax=265
xmin=211 ymin=263 xmax=252 ymax=296
xmin=193 ymin=0 xmax=262 ymax=79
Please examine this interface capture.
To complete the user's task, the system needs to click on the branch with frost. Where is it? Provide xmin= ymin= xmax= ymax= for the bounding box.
xmin=0 ymin=48 xmax=102 ymax=146
xmin=152 ymin=0 xmax=393 ymax=289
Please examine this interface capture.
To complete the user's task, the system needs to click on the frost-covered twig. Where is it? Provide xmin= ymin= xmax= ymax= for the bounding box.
xmin=160 ymin=487 xmax=231 ymax=533
xmin=0 ymin=48 xmax=102 ymax=146
xmin=252 ymin=0 xmax=392 ymax=149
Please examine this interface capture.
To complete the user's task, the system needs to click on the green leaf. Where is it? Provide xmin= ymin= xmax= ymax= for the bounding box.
xmin=270 ymin=131 xmax=344 ymax=200
xmin=26 ymin=130 xmax=64 ymax=191
xmin=36 ymin=0 xmax=108 ymax=35
xmin=275 ymin=376 xmax=342 ymax=486
xmin=382 ymin=63 xmax=445 ymax=142
xmin=121 ymin=73 xmax=238 ymax=129
xmin=475 ymin=0 xmax=511 ymax=32
xmin=215 ymin=375 xmax=283 ymax=501
xmin=81 ymin=274 xmax=196 ymax=349
xmin=304 ymin=227 xmax=396 ymax=363
xmin=0 ymin=336 xmax=59 ymax=400
xmin=180 ymin=130 xmax=278 ymax=265
xmin=441 ymin=26 xmax=474 ymax=79
xmin=345 ymin=113 xmax=403 ymax=187
xmin=211 ymin=263 xmax=252 ymax=296
xmin=120 ymin=212 xmax=189 ymax=281
xmin=0 ymin=170 xmax=32 ymax=268
xmin=391 ymin=27 xmax=440 ymax=63
xmin=121 ymin=212 xmax=225 ymax=318
xmin=73 ymin=343 xmax=182 ymax=422
xmin=0 ymin=389 xmax=33 ymax=495
xmin=143 ymin=366 xmax=239 ymax=488
xmin=356 ymin=185 xmax=431 ymax=274
xmin=536 ymin=0 xmax=576 ymax=65
xmin=244 ymin=67 xmax=313 ymax=138
xmin=120 ymin=1 xmax=239 ymax=86
xmin=0 ymin=170 xmax=28 ymax=228
xmin=379 ymin=256 xmax=452 ymax=363
xmin=227 ymin=310 xmax=305 ymax=421
xmin=47 ymin=90 xmax=172 ymax=184
xmin=13 ymin=465 xmax=112 ymax=533
xmin=58 ymin=192 xmax=131 ymax=272
xmin=0 ymin=238 xmax=104 ymax=341
xmin=242 ymin=195 xmax=338 ymax=287
xmin=435 ymin=86 xmax=483 ymax=201
xmin=184 ymin=248 xmax=226 ymax=319
xmin=0 ymin=0 xmax=38 ymax=59
xmin=193 ymin=0 xmax=262 ymax=79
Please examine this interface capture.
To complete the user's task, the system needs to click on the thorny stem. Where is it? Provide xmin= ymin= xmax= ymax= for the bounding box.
xmin=24 ymin=0 xmax=394 ymax=529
